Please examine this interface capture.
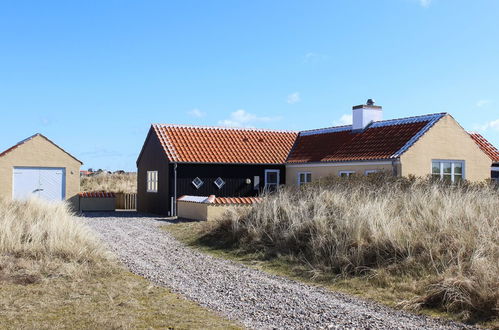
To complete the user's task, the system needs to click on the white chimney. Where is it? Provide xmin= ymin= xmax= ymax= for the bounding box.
xmin=352 ymin=99 xmax=382 ymax=130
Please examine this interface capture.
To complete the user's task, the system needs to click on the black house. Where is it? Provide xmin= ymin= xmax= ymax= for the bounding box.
xmin=136 ymin=124 xmax=297 ymax=216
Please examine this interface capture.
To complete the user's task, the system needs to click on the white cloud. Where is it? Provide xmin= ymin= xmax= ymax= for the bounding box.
xmin=475 ymin=119 xmax=499 ymax=132
xmin=476 ymin=99 xmax=492 ymax=108
xmin=333 ymin=114 xmax=353 ymax=126
xmin=303 ymin=52 xmax=328 ymax=63
xmin=218 ymin=109 xmax=280 ymax=127
xmin=287 ymin=92 xmax=301 ymax=104
xmin=188 ymin=108 xmax=205 ymax=118
xmin=419 ymin=0 xmax=432 ymax=7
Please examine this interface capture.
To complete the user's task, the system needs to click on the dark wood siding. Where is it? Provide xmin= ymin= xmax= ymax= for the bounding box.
xmin=176 ymin=163 xmax=285 ymax=198
xmin=137 ymin=129 xmax=170 ymax=215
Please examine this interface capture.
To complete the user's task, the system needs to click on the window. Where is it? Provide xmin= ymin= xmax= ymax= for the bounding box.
xmin=432 ymin=160 xmax=464 ymax=183
xmin=264 ymin=169 xmax=280 ymax=190
xmin=365 ymin=170 xmax=379 ymax=175
xmin=253 ymin=176 xmax=260 ymax=190
xmin=339 ymin=171 xmax=355 ymax=178
xmin=297 ymin=172 xmax=312 ymax=185
xmin=192 ymin=177 xmax=204 ymax=189
xmin=214 ymin=177 xmax=225 ymax=189
xmin=147 ymin=171 xmax=158 ymax=192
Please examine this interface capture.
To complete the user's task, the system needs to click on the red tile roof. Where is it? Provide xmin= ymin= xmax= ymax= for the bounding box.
xmin=177 ymin=195 xmax=262 ymax=205
xmin=0 ymin=133 xmax=82 ymax=164
xmin=469 ymin=133 xmax=499 ymax=162
xmin=287 ymin=113 xmax=445 ymax=163
xmin=150 ymin=124 xmax=297 ymax=164
xmin=213 ymin=197 xmax=262 ymax=205
xmin=78 ymin=192 xmax=116 ymax=198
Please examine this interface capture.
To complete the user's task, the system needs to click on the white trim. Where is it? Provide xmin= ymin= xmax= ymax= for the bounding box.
xmin=264 ymin=169 xmax=280 ymax=189
xmin=431 ymin=160 xmax=465 ymax=182
xmin=214 ymin=177 xmax=225 ymax=189
xmin=286 ymin=160 xmax=394 ymax=168
xmin=339 ymin=170 xmax=355 ymax=177
xmin=146 ymin=170 xmax=158 ymax=193
xmin=492 ymin=166 xmax=499 ymax=172
xmin=297 ymin=171 xmax=312 ymax=185
xmin=192 ymin=177 xmax=204 ymax=189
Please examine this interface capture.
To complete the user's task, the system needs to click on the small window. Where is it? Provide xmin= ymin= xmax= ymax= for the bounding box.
xmin=431 ymin=160 xmax=465 ymax=183
xmin=147 ymin=171 xmax=158 ymax=193
xmin=365 ymin=170 xmax=379 ymax=175
xmin=339 ymin=171 xmax=355 ymax=178
xmin=214 ymin=177 xmax=225 ymax=189
xmin=253 ymin=176 xmax=260 ymax=190
xmin=192 ymin=177 xmax=204 ymax=189
xmin=264 ymin=169 xmax=280 ymax=190
xmin=297 ymin=172 xmax=312 ymax=185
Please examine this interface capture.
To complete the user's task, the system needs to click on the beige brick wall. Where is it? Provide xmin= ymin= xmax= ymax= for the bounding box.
xmin=0 ymin=135 xmax=81 ymax=209
xmin=399 ymin=115 xmax=491 ymax=182
xmin=286 ymin=162 xmax=395 ymax=187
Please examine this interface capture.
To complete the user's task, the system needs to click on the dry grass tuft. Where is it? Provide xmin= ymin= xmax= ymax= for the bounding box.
xmin=81 ymin=172 xmax=137 ymax=193
xmin=0 ymin=198 xmax=112 ymax=283
xmin=203 ymin=174 xmax=499 ymax=322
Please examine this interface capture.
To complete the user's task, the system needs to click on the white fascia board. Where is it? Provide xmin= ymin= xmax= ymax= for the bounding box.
xmin=286 ymin=160 xmax=396 ymax=168
xmin=491 ymin=166 xmax=499 ymax=172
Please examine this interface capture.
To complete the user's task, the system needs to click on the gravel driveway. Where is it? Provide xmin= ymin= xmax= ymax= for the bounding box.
xmin=82 ymin=213 xmax=470 ymax=330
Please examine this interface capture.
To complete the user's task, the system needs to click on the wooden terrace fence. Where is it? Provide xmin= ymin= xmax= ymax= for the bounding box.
xmin=115 ymin=193 xmax=137 ymax=210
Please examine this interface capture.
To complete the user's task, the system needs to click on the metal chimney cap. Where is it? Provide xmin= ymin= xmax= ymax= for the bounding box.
xmin=366 ymin=99 xmax=375 ymax=106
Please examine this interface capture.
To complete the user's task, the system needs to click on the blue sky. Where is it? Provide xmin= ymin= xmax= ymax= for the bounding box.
xmin=0 ymin=0 xmax=498 ymax=171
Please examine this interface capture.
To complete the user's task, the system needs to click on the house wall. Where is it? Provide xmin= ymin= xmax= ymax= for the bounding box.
xmin=0 ymin=135 xmax=81 ymax=210
xmin=137 ymin=129 xmax=171 ymax=215
xmin=400 ymin=115 xmax=491 ymax=182
xmin=177 ymin=200 xmax=207 ymax=220
xmin=79 ymin=197 xmax=116 ymax=212
xmin=176 ymin=163 xmax=285 ymax=197
xmin=177 ymin=201 xmax=251 ymax=221
xmin=286 ymin=162 xmax=395 ymax=187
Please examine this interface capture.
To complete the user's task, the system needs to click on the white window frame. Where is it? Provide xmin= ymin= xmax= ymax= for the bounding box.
xmin=192 ymin=177 xmax=204 ymax=189
xmin=297 ymin=172 xmax=312 ymax=185
xmin=364 ymin=170 xmax=379 ymax=175
xmin=264 ymin=169 xmax=280 ymax=190
xmin=147 ymin=170 xmax=158 ymax=193
xmin=339 ymin=170 xmax=355 ymax=177
xmin=214 ymin=177 xmax=225 ymax=189
xmin=431 ymin=160 xmax=465 ymax=183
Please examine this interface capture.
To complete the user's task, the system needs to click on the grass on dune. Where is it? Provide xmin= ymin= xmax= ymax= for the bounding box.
xmin=165 ymin=174 xmax=499 ymax=326
xmin=0 ymin=198 xmax=240 ymax=329
xmin=80 ymin=172 xmax=137 ymax=194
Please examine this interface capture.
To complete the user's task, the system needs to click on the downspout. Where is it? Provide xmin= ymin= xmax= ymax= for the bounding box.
xmin=173 ymin=163 xmax=178 ymax=216
xmin=391 ymin=158 xmax=399 ymax=177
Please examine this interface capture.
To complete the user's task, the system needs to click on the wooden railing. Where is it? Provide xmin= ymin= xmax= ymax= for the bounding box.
xmin=115 ymin=193 xmax=137 ymax=210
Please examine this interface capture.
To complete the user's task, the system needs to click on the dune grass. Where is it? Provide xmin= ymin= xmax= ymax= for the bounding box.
xmin=80 ymin=172 xmax=137 ymax=193
xmin=166 ymin=175 xmax=499 ymax=325
xmin=0 ymin=198 xmax=239 ymax=329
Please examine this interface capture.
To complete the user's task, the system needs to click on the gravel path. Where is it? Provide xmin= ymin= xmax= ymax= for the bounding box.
xmin=82 ymin=213 xmax=471 ymax=330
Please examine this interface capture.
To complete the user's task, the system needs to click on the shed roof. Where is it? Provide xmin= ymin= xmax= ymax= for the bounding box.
xmin=0 ymin=133 xmax=83 ymax=164
xmin=287 ymin=113 xmax=446 ymax=163
xmin=148 ymin=124 xmax=297 ymax=164
xmin=177 ymin=195 xmax=262 ymax=205
xmin=468 ymin=132 xmax=499 ymax=162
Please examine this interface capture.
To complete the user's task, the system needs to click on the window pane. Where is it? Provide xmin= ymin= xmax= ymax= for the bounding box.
xmin=454 ymin=174 xmax=463 ymax=183
xmin=306 ymin=173 xmax=312 ymax=182
xmin=299 ymin=173 xmax=305 ymax=183
xmin=443 ymin=162 xmax=451 ymax=174
xmin=266 ymin=172 xmax=278 ymax=184
xmin=432 ymin=162 xmax=440 ymax=174
xmin=442 ymin=174 xmax=452 ymax=183
xmin=454 ymin=163 xmax=462 ymax=174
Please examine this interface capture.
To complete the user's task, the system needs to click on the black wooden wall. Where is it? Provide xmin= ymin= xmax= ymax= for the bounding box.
xmin=174 ymin=163 xmax=285 ymax=198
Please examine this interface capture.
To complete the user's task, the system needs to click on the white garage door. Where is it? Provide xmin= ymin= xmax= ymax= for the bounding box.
xmin=13 ymin=167 xmax=66 ymax=201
